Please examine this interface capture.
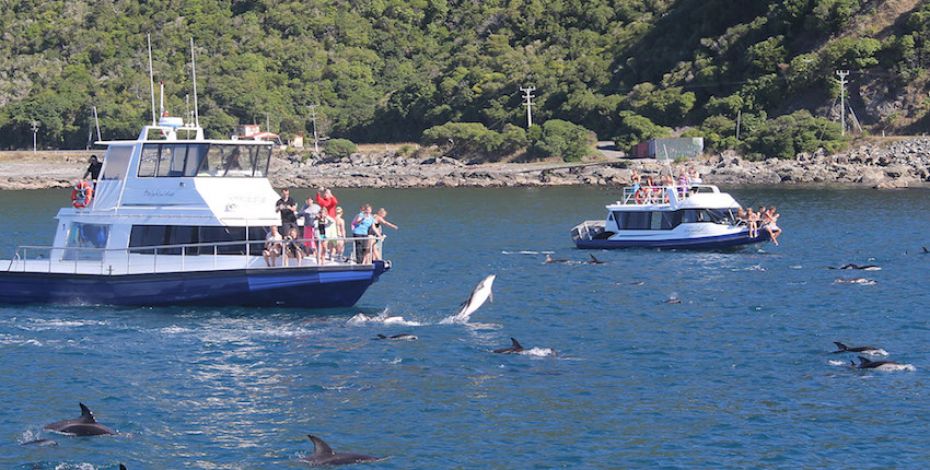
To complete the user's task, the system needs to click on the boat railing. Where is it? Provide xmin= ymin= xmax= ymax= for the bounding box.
xmin=5 ymin=235 xmax=386 ymax=275
xmin=621 ymin=184 xmax=718 ymax=205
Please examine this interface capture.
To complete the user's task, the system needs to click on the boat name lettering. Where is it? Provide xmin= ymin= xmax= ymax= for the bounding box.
xmin=144 ymin=190 xmax=177 ymax=198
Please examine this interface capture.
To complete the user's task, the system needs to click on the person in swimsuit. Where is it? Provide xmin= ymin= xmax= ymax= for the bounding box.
xmin=315 ymin=210 xmax=334 ymax=265
xmin=746 ymin=208 xmax=758 ymax=238
xmin=765 ymin=207 xmax=782 ymax=245
xmin=333 ymin=206 xmax=346 ymax=261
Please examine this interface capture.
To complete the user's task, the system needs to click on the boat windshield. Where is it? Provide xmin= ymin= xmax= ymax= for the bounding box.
xmin=137 ymin=143 xmax=271 ymax=178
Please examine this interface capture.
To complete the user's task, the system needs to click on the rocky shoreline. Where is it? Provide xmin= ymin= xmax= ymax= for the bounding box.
xmin=2 ymin=139 xmax=929 ymax=190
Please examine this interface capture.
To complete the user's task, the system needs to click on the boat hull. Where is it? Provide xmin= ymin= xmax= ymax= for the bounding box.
xmin=0 ymin=261 xmax=389 ymax=308
xmin=575 ymin=231 xmax=770 ymax=250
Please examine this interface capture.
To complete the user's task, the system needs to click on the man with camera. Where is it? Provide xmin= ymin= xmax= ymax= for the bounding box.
xmin=275 ymin=188 xmax=298 ymax=231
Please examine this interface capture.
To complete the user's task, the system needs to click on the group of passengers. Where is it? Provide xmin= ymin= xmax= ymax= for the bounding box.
xmin=263 ymin=187 xmax=397 ymax=267
xmin=629 ymin=167 xmax=702 ymax=204
xmin=737 ymin=206 xmax=782 ymax=245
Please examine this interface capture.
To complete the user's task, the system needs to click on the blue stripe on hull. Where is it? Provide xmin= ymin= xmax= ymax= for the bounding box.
xmin=0 ymin=261 xmax=388 ymax=308
xmin=575 ymin=232 xmax=771 ymax=250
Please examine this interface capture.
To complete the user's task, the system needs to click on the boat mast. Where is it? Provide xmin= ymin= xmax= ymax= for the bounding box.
xmin=147 ymin=34 xmax=156 ymax=126
xmin=190 ymin=37 xmax=200 ymax=127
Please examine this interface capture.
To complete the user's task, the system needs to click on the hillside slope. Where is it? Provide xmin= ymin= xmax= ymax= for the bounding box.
xmin=0 ymin=0 xmax=927 ymax=151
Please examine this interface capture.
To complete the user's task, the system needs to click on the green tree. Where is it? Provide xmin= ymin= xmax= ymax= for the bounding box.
xmin=529 ymin=119 xmax=596 ymax=162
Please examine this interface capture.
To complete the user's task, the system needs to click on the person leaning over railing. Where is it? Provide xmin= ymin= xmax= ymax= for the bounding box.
xmin=283 ymin=226 xmax=304 ymax=266
xmin=263 ymin=226 xmax=283 ymax=267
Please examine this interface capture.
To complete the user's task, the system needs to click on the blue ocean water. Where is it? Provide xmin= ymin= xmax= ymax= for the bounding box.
xmin=1 ymin=186 xmax=930 ymax=468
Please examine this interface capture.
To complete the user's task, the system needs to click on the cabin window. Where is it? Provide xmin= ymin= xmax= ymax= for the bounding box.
xmin=138 ymin=143 xmax=270 ymax=178
xmin=129 ymin=225 xmax=270 ymax=256
xmin=63 ymin=223 xmax=110 ymax=260
xmin=100 ymin=146 xmax=133 ymax=180
xmin=621 ymin=211 xmax=651 ymax=230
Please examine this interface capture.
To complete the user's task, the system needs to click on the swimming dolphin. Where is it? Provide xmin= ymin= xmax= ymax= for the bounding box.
xmin=442 ymin=274 xmax=495 ymax=323
xmin=588 ymin=254 xmax=605 ymax=265
xmin=831 ymin=341 xmax=887 ymax=355
xmin=923 ymin=246 xmax=928 ymax=254
xmin=855 ymin=356 xmax=914 ymax=371
xmin=120 ymin=465 xmax=127 ymax=470
xmin=833 ymin=277 xmax=876 ymax=285
xmin=830 ymin=263 xmax=881 ymax=271
xmin=493 ymin=338 xmax=525 ymax=354
xmin=301 ymin=435 xmax=383 ymax=466
xmin=544 ymin=254 xmax=573 ymax=264
xmin=375 ymin=333 xmax=418 ymax=341
xmin=44 ymin=403 xmax=115 ymax=436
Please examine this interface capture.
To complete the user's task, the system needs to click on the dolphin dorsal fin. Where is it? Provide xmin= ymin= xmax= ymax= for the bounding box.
xmin=833 ymin=342 xmax=847 ymax=351
xmin=79 ymin=403 xmax=97 ymax=423
xmin=308 ymin=435 xmax=335 ymax=457
xmin=858 ymin=356 xmax=872 ymax=366
xmin=511 ymin=338 xmax=523 ymax=350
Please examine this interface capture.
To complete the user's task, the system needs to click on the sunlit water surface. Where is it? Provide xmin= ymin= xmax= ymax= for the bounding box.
xmin=1 ymin=187 xmax=929 ymax=468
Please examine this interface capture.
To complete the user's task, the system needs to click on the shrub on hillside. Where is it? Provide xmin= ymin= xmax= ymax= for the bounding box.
xmin=613 ymin=111 xmax=672 ymax=149
xmin=529 ymin=119 xmax=597 ymax=162
xmin=325 ymin=138 xmax=357 ymax=159
xmin=742 ymin=110 xmax=845 ymax=159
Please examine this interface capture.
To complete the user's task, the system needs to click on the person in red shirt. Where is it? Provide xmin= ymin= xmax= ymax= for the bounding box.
xmin=316 ymin=187 xmax=339 ymax=217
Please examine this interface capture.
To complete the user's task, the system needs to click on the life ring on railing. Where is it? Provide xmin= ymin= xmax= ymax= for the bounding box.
xmin=71 ymin=180 xmax=93 ymax=209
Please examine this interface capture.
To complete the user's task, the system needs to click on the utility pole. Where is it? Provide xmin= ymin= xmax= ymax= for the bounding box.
xmin=836 ymin=70 xmax=849 ymax=136
xmin=31 ymin=120 xmax=40 ymax=153
xmin=307 ymin=104 xmax=320 ymax=154
xmin=736 ymin=109 xmax=742 ymax=140
xmin=520 ymin=85 xmax=536 ymax=128
xmin=265 ymin=112 xmax=270 ymax=133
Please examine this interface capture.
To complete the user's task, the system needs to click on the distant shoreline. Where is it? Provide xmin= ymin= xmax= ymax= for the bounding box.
xmin=1 ymin=138 xmax=929 ymax=190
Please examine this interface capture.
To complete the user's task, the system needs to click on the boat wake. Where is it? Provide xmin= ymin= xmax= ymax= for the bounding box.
xmin=501 ymin=250 xmax=554 ymax=255
xmin=520 ymin=347 xmax=556 ymax=357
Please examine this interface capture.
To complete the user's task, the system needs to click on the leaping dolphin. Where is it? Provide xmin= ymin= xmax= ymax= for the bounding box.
xmin=493 ymin=338 xmax=525 ymax=354
xmin=301 ymin=435 xmax=383 ymax=466
xmin=44 ymin=403 xmax=115 ymax=436
xmin=831 ymin=341 xmax=887 ymax=355
xmin=441 ymin=274 xmax=495 ymax=324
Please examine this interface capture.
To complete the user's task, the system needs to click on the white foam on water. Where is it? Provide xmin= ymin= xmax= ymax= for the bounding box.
xmin=833 ymin=278 xmax=877 ymax=286
xmin=789 ymin=265 xmax=803 ymax=269
xmin=0 ymin=334 xmax=42 ymax=347
xmin=875 ymin=363 xmax=916 ymax=372
xmin=828 ymin=360 xmax=852 ymax=367
xmin=17 ymin=318 xmax=109 ymax=331
xmin=347 ymin=312 xmax=422 ymax=327
xmin=159 ymin=325 xmax=192 ymax=335
xmin=520 ymin=347 xmax=556 ymax=357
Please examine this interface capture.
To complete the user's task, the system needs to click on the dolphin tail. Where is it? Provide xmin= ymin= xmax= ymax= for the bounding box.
xmin=79 ymin=403 xmax=97 ymax=423
xmin=832 ymin=342 xmax=848 ymax=353
xmin=308 ymin=435 xmax=335 ymax=457
xmin=511 ymin=337 xmax=523 ymax=350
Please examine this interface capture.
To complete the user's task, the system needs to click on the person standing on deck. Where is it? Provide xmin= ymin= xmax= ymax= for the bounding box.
xmin=351 ymin=204 xmax=374 ymax=263
xmin=83 ymin=155 xmax=103 ymax=186
xmin=316 ymin=188 xmax=339 ymax=217
xmin=275 ymin=188 xmax=298 ymax=231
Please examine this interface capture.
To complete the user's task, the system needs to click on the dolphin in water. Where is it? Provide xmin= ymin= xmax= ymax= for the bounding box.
xmin=831 ymin=341 xmax=887 ymax=356
xmin=441 ymin=274 xmax=495 ymax=324
xmin=301 ymin=434 xmax=383 ymax=466
xmin=44 ymin=403 xmax=115 ymax=436
xmin=493 ymin=337 xmax=525 ymax=354
xmin=830 ymin=263 xmax=881 ymax=271
xmin=855 ymin=356 xmax=915 ymax=371
xmin=544 ymin=254 xmax=573 ymax=264
xmin=587 ymin=254 xmax=605 ymax=265
xmin=833 ymin=277 xmax=877 ymax=285
xmin=375 ymin=333 xmax=418 ymax=341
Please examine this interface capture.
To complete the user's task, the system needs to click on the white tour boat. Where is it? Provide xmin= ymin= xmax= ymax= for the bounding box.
xmin=571 ymin=184 xmax=771 ymax=249
xmin=0 ymin=116 xmax=390 ymax=307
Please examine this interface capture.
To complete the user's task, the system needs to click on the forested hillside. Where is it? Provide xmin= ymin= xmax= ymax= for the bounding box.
xmin=1 ymin=0 xmax=928 ymax=158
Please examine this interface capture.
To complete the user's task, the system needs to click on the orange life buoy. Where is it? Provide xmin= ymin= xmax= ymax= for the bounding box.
xmin=71 ymin=180 xmax=93 ymax=208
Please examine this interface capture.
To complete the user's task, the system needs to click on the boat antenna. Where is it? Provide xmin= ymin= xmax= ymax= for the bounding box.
xmin=147 ymin=34 xmax=156 ymax=126
xmin=190 ymin=37 xmax=200 ymax=127
xmin=159 ymin=81 xmax=165 ymax=117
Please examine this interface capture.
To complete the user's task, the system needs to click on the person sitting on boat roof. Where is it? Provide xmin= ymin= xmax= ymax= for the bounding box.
xmin=276 ymin=188 xmax=298 ymax=231
xmin=83 ymin=155 xmax=102 ymax=184
xmin=263 ymin=226 xmax=283 ymax=267
xmin=688 ymin=166 xmax=702 ymax=184
xmin=746 ymin=208 xmax=759 ymax=238
xmin=283 ymin=226 xmax=304 ymax=266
